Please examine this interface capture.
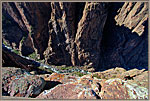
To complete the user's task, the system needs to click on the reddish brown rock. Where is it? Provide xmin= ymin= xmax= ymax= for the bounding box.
xmin=37 ymin=73 xmax=104 ymax=99
xmin=37 ymin=71 xmax=148 ymax=99
xmin=128 ymin=71 xmax=148 ymax=88
xmin=115 ymin=2 xmax=148 ymax=36
xmin=78 ymin=75 xmax=102 ymax=96
xmin=99 ymin=78 xmax=130 ymax=99
xmin=2 ymin=2 xmax=51 ymax=57
xmin=37 ymin=83 xmax=97 ymax=99
xmin=2 ymin=2 xmax=148 ymax=72
xmin=91 ymin=68 xmax=148 ymax=90
xmin=2 ymin=67 xmax=46 ymax=97
xmin=75 ymin=2 xmax=109 ymax=69
xmin=44 ymin=2 xmax=77 ymax=65
xmin=39 ymin=73 xmax=80 ymax=84
xmin=99 ymin=78 xmax=148 ymax=99
xmin=120 ymin=68 xmax=145 ymax=79
xmin=92 ymin=67 xmax=126 ymax=80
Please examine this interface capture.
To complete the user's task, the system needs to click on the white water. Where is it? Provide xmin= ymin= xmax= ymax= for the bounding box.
xmin=3 ymin=43 xmax=90 ymax=74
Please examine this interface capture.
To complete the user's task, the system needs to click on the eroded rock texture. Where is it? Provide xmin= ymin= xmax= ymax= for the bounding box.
xmin=2 ymin=67 xmax=46 ymax=97
xmin=99 ymin=78 xmax=148 ymax=99
xmin=2 ymin=2 xmax=148 ymax=71
xmin=44 ymin=2 xmax=76 ymax=66
xmin=36 ymin=71 xmax=148 ymax=99
xmin=2 ymin=44 xmax=40 ymax=71
xmin=2 ymin=67 xmax=148 ymax=99
xmin=115 ymin=2 xmax=148 ymax=36
xmin=75 ymin=2 xmax=109 ymax=70
xmin=100 ymin=2 xmax=148 ymax=70
xmin=2 ymin=2 xmax=51 ymax=58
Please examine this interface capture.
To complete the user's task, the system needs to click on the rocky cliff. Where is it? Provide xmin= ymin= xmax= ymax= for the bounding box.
xmin=2 ymin=67 xmax=148 ymax=99
xmin=2 ymin=2 xmax=148 ymax=71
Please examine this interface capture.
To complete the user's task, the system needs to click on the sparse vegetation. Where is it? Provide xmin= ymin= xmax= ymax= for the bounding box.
xmin=29 ymin=25 xmax=34 ymax=35
xmin=3 ymin=40 xmax=7 ymax=46
xmin=28 ymin=52 xmax=37 ymax=59
xmin=61 ymin=66 xmax=73 ymax=70
xmin=73 ymin=72 xmax=84 ymax=77
xmin=13 ymin=50 xmax=20 ymax=55
xmin=111 ymin=75 xmax=117 ymax=78
xmin=92 ymin=74 xmax=101 ymax=79
xmin=37 ymin=66 xmax=54 ymax=73
xmin=37 ymin=66 xmax=45 ymax=70
xmin=46 ymin=68 xmax=54 ymax=73
xmin=20 ymin=36 xmax=26 ymax=44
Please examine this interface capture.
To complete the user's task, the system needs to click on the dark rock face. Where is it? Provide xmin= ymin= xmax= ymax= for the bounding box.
xmin=100 ymin=2 xmax=148 ymax=70
xmin=2 ymin=2 xmax=51 ymax=58
xmin=2 ymin=44 xmax=40 ymax=71
xmin=44 ymin=2 xmax=76 ymax=66
xmin=2 ymin=2 xmax=148 ymax=71
xmin=115 ymin=2 xmax=148 ymax=36
xmin=75 ymin=2 xmax=109 ymax=70
xmin=2 ymin=67 xmax=46 ymax=97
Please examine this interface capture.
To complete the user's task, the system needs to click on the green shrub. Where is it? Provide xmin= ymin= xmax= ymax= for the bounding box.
xmin=13 ymin=50 xmax=20 ymax=55
xmin=3 ymin=40 xmax=7 ymax=46
xmin=28 ymin=52 xmax=36 ymax=59
xmin=73 ymin=72 xmax=84 ymax=77
xmin=61 ymin=66 xmax=73 ymax=70
xmin=20 ymin=36 xmax=26 ymax=44
xmin=92 ymin=74 xmax=101 ymax=79
xmin=37 ymin=66 xmax=54 ymax=73
xmin=29 ymin=26 xmax=34 ymax=35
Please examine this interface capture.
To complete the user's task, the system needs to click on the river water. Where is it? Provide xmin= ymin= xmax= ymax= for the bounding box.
xmin=2 ymin=43 xmax=91 ymax=74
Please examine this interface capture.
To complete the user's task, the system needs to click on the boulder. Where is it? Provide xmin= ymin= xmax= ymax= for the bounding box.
xmin=99 ymin=78 xmax=148 ymax=99
xmin=36 ymin=83 xmax=98 ymax=99
xmin=39 ymin=73 xmax=80 ymax=84
xmin=128 ymin=71 xmax=148 ymax=88
xmin=2 ymin=67 xmax=46 ymax=97
xmin=37 ymin=73 xmax=103 ymax=99
xmin=120 ymin=68 xmax=145 ymax=79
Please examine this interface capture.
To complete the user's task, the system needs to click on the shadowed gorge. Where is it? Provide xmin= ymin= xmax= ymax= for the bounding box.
xmin=2 ymin=2 xmax=149 ymax=99
xmin=2 ymin=2 xmax=148 ymax=71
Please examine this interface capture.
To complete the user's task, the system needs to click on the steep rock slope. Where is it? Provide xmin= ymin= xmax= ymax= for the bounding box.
xmin=115 ymin=2 xmax=148 ymax=36
xmin=2 ymin=2 xmax=148 ymax=71
xmin=75 ymin=2 xmax=109 ymax=70
xmin=2 ymin=2 xmax=51 ymax=58
xmin=99 ymin=2 xmax=148 ymax=70
xmin=44 ymin=2 xmax=77 ymax=66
